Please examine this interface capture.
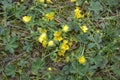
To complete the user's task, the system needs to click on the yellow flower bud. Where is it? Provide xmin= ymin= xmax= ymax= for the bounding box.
xmin=48 ymin=40 xmax=54 ymax=46
xmin=39 ymin=0 xmax=44 ymax=3
xmin=80 ymin=25 xmax=88 ymax=33
xmin=47 ymin=0 xmax=53 ymax=3
xmin=62 ymin=25 xmax=69 ymax=32
xmin=48 ymin=67 xmax=52 ymax=71
xmin=42 ymin=40 xmax=47 ymax=48
xmin=70 ymin=0 xmax=76 ymax=2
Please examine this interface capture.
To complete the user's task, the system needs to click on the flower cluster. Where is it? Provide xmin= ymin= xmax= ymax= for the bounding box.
xmin=35 ymin=2 xmax=88 ymax=64
xmin=38 ymin=28 xmax=55 ymax=48
xmin=58 ymin=40 xmax=69 ymax=56
xmin=38 ymin=28 xmax=47 ymax=48
xmin=74 ymin=7 xmax=84 ymax=19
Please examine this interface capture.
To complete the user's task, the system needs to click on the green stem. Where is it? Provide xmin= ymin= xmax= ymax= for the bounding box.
xmin=81 ymin=44 xmax=85 ymax=55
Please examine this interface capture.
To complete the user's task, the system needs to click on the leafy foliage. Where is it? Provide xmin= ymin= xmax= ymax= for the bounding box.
xmin=0 ymin=0 xmax=120 ymax=80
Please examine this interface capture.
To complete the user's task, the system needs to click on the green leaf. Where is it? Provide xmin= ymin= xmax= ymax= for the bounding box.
xmin=93 ymin=54 xmax=105 ymax=67
xmin=18 ymin=60 xmax=27 ymax=68
xmin=95 ymin=34 xmax=102 ymax=43
xmin=111 ymin=63 xmax=120 ymax=77
xmin=87 ymin=43 xmax=95 ymax=49
xmin=93 ymin=76 xmax=103 ymax=80
xmin=20 ymin=73 xmax=30 ymax=80
xmin=70 ymin=61 xmax=88 ymax=76
xmin=14 ymin=5 xmax=26 ymax=18
xmin=1 ymin=0 xmax=12 ymax=10
xmin=87 ymin=36 xmax=94 ymax=42
xmin=4 ymin=37 xmax=18 ymax=53
xmin=31 ymin=58 xmax=45 ymax=74
xmin=89 ymin=1 xmax=102 ymax=14
xmin=23 ymin=41 xmax=33 ymax=52
xmin=106 ymin=0 xmax=118 ymax=7
xmin=62 ymin=65 xmax=70 ymax=75
xmin=50 ymin=52 xmax=57 ymax=62
xmin=5 ymin=43 xmax=17 ymax=53
xmin=5 ymin=64 xmax=16 ymax=77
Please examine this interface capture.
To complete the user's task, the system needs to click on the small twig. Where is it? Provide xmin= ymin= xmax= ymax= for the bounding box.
xmin=0 ymin=52 xmax=28 ymax=65
xmin=100 ymin=14 xmax=120 ymax=21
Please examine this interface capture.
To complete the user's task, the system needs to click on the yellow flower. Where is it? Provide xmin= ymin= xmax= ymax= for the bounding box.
xmin=38 ymin=33 xmax=47 ymax=43
xmin=78 ymin=55 xmax=86 ymax=64
xmin=54 ymin=31 xmax=61 ymax=37
xmin=48 ymin=40 xmax=54 ymax=46
xmin=17 ymin=2 xmax=20 ymax=6
xmin=22 ymin=16 xmax=31 ymax=23
xmin=53 ymin=31 xmax=63 ymax=41
xmin=62 ymin=25 xmax=69 ymax=32
xmin=58 ymin=40 xmax=69 ymax=56
xmin=20 ymin=0 xmax=24 ymax=2
xmin=45 ymin=12 xmax=55 ymax=21
xmin=39 ymin=0 xmax=44 ymax=3
xmin=63 ymin=40 xmax=68 ymax=44
xmin=60 ymin=43 xmax=69 ymax=51
xmin=54 ymin=36 xmax=63 ymax=41
xmin=58 ymin=50 xmax=66 ymax=56
xmin=42 ymin=40 xmax=47 ymax=48
xmin=48 ymin=67 xmax=52 ymax=71
xmin=80 ymin=25 xmax=88 ymax=33
xmin=60 ymin=40 xmax=69 ymax=50
xmin=47 ymin=0 xmax=53 ymax=3
xmin=74 ymin=7 xmax=83 ymax=19
xmin=37 ymin=28 xmax=47 ymax=33
xmin=70 ymin=0 xmax=76 ymax=2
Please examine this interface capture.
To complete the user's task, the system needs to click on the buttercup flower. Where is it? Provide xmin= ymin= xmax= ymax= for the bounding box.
xmin=39 ymin=0 xmax=44 ymax=3
xmin=47 ymin=0 xmax=53 ymax=3
xmin=60 ymin=43 xmax=69 ymax=51
xmin=22 ymin=16 xmax=31 ymax=23
xmin=42 ymin=40 xmax=47 ymax=48
xmin=45 ymin=12 xmax=55 ymax=21
xmin=63 ymin=40 xmax=68 ymax=44
xmin=78 ymin=55 xmax=86 ymax=64
xmin=62 ymin=25 xmax=69 ymax=32
xmin=80 ymin=25 xmax=88 ymax=33
xmin=48 ymin=67 xmax=52 ymax=71
xmin=38 ymin=33 xmax=47 ymax=43
xmin=58 ymin=49 xmax=66 ymax=56
xmin=53 ymin=31 xmax=63 ymax=41
xmin=58 ymin=40 xmax=69 ymax=56
xmin=70 ymin=0 xmax=76 ymax=2
xmin=74 ymin=7 xmax=83 ymax=19
xmin=48 ymin=40 xmax=54 ymax=46
xmin=20 ymin=0 xmax=24 ymax=2
xmin=37 ymin=28 xmax=47 ymax=33
xmin=38 ymin=31 xmax=47 ymax=48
